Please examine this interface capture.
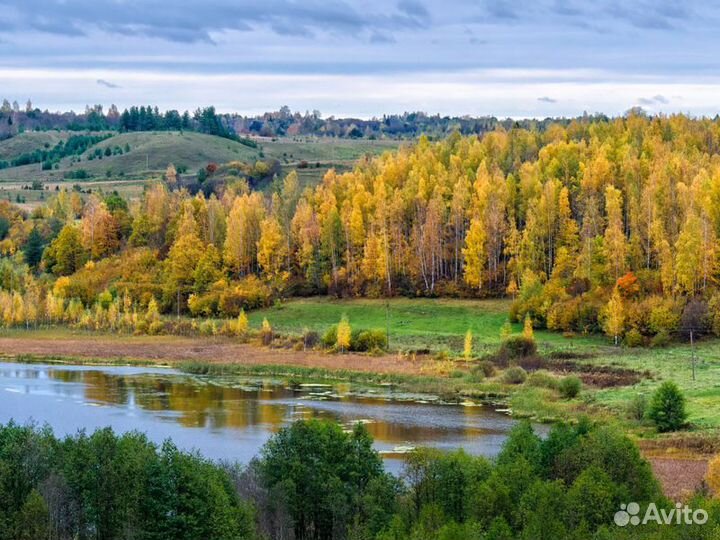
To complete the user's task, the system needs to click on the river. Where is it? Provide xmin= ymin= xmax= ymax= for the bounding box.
xmin=0 ymin=361 xmax=528 ymax=473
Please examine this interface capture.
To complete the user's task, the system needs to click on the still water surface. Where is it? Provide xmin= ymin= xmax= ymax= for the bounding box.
xmin=0 ymin=362 xmax=526 ymax=473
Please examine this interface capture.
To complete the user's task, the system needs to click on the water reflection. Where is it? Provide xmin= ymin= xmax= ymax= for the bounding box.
xmin=0 ymin=362 xmax=528 ymax=471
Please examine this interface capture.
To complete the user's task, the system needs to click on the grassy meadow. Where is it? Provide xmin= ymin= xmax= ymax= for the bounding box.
xmin=249 ymin=297 xmax=603 ymax=353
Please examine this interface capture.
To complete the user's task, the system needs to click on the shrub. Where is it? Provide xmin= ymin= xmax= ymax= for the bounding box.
xmin=350 ymin=329 xmax=388 ymax=352
xmin=650 ymin=330 xmax=671 ymax=348
xmin=502 ymin=366 xmax=528 ymax=385
xmin=492 ymin=336 xmax=537 ymax=367
xmin=647 ymin=381 xmax=687 ymax=432
xmin=476 ymin=360 xmax=496 ymax=378
xmin=218 ymin=276 xmax=272 ymax=316
xmin=322 ymin=325 xmax=337 ymax=348
xmin=624 ymin=328 xmax=644 ymax=347
xmin=648 ymin=300 xmax=680 ymax=336
xmin=468 ymin=366 xmax=485 ymax=383
xmin=198 ymin=319 xmax=216 ymax=336
xmin=302 ymin=329 xmax=319 ymax=350
xmin=525 ymin=371 xmax=559 ymax=390
xmin=627 ymin=394 xmax=648 ymax=422
xmin=515 ymin=354 xmax=546 ymax=371
xmin=559 ymin=376 xmax=582 ymax=399
xmin=260 ymin=318 xmax=273 ymax=345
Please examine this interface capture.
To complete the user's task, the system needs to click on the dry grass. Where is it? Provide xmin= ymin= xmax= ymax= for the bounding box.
xmin=647 ymin=457 xmax=709 ymax=501
xmin=0 ymin=333 xmax=440 ymax=376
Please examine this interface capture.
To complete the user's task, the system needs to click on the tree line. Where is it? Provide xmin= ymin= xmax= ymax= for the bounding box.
xmin=0 ymin=100 xmax=608 ymax=141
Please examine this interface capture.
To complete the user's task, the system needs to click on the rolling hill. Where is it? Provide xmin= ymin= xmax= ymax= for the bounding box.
xmin=0 ymin=131 xmax=261 ymax=182
xmin=0 ymin=131 xmax=74 ymax=161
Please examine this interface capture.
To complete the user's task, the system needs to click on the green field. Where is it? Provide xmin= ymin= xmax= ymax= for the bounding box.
xmin=587 ymin=342 xmax=720 ymax=431
xmin=250 ymin=297 xmax=603 ymax=353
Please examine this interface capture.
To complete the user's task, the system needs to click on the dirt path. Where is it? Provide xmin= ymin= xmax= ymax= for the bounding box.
xmin=0 ymin=334 xmax=430 ymax=375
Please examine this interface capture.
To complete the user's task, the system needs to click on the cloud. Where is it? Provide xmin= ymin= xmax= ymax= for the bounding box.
xmin=638 ymin=95 xmax=669 ymax=105
xmin=484 ymin=0 xmax=518 ymax=21
xmin=370 ymin=31 xmax=396 ymax=44
xmin=537 ymin=96 xmax=557 ymax=103
xmin=0 ymin=0 xmax=428 ymax=43
xmin=96 ymin=79 xmax=120 ymax=89
xmin=397 ymin=0 xmax=429 ymax=18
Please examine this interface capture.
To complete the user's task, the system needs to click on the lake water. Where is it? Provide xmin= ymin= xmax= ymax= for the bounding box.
xmin=0 ymin=362 xmax=526 ymax=473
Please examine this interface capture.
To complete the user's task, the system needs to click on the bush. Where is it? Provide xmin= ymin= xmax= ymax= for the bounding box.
xmin=322 ymin=325 xmax=337 ymax=348
xmin=648 ymin=300 xmax=680 ymax=335
xmin=624 ymin=328 xmax=644 ymax=347
xmin=650 ymin=330 xmax=671 ymax=348
xmin=492 ymin=336 xmax=537 ymax=367
xmin=627 ymin=394 xmax=648 ymax=422
xmin=475 ymin=360 xmax=496 ymax=378
xmin=558 ymin=376 xmax=582 ymax=399
xmin=502 ymin=366 xmax=528 ymax=385
xmin=302 ymin=330 xmax=320 ymax=349
xmin=515 ymin=354 xmax=546 ymax=371
xmin=647 ymin=381 xmax=687 ymax=432
xmin=218 ymin=276 xmax=272 ymax=316
xmin=525 ymin=371 xmax=559 ymax=390
xmin=467 ymin=368 xmax=485 ymax=383
xmin=350 ymin=329 xmax=388 ymax=352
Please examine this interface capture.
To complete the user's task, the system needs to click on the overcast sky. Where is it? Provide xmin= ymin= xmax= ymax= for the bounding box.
xmin=1 ymin=0 xmax=719 ymax=118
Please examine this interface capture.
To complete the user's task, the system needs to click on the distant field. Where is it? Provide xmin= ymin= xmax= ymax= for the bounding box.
xmin=0 ymin=133 xmax=402 ymax=197
xmin=261 ymin=136 xmax=401 ymax=163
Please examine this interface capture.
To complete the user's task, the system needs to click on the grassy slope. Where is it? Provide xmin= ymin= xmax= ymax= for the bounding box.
xmin=0 ymin=131 xmax=261 ymax=181
xmin=0 ymin=131 xmax=72 ymax=161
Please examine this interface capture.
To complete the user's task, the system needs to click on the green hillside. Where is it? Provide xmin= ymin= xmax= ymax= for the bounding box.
xmin=0 ymin=131 xmax=261 ymax=182
xmin=0 ymin=131 xmax=73 ymax=161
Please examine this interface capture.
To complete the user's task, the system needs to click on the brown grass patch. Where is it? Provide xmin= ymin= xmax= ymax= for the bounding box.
xmin=548 ymin=359 xmax=648 ymax=387
xmin=647 ymin=457 xmax=709 ymax=501
xmin=0 ymin=334 xmax=436 ymax=376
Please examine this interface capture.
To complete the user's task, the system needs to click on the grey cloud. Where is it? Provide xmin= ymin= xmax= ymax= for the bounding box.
xmin=638 ymin=95 xmax=669 ymax=105
xmin=96 ymin=79 xmax=120 ymax=89
xmin=397 ymin=0 xmax=429 ymax=18
xmin=370 ymin=31 xmax=396 ymax=44
xmin=484 ymin=1 xmax=518 ymax=20
xmin=0 ymin=0 xmax=426 ymax=43
xmin=537 ymin=96 xmax=557 ymax=103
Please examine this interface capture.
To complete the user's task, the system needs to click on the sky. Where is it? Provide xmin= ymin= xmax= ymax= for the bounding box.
xmin=1 ymin=0 xmax=720 ymax=118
